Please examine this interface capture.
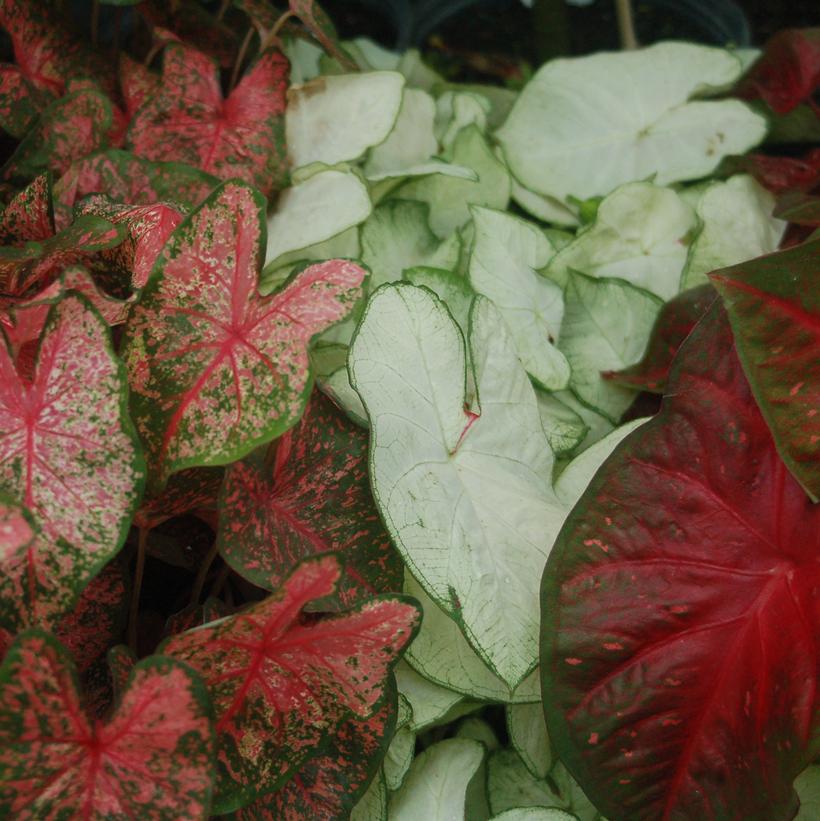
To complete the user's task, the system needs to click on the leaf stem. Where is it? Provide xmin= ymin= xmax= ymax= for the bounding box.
xmin=191 ymin=542 xmax=220 ymax=606
xmin=128 ymin=527 xmax=148 ymax=653
xmin=260 ymin=10 xmax=295 ymax=54
xmin=217 ymin=0 xmax=232 ymax=22
xmin=615 ymin=0 xmax=639 ymax=50
xmin=230 ymin=27 xmax=255 ymax=92
xmin=209 ymin=562 xmax=232 ymax=600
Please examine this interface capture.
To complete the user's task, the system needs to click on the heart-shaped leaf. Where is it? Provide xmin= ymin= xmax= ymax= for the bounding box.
xmin=218 ymin=391 xmax=402 ymax=609
xmin=119 ymin=52 xmax=160 ymax=120
xmin=710 ymin=238 xmax=820 ymax=500
xmin=162 ymin=554 xmax=419 ymax=812
xmin=128 ymin=43 xmax=289 ymax=197
xmin=123 ymin=180 xmax=364 ymax=491
xmin=0 ymin=173 xmax=54 ymax=244
xmin=134 ymin=467 xmax=224 ymax=531
xmin=0 ymin=295 xmax=144 ymax=629
xmin=0 ymin=630 xmax=215 ymax=819
xmin=541 ymin=303 xmax=820 ymax=820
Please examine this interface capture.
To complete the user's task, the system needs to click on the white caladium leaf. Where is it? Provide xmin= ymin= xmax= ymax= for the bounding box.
xmin=507 ymin=703 xmax=552 ymax=779
xmin=492 ymin=810 xmax=579 ymax=821
xmin=403 ymin=267 xmax=475 ymax=336
xmin=350 ymin=770 xmax=388 ymax=821
xmin=397 ymin=50 xmax=443 ymax=92
xmin=384 ymin=725 xmax=415 ymax=791
xmin=456 ymin=717 xmax=501 ymax=750
xmin=399 ymin=125 xmax=511 ymax=238
xmin=287 ymin=72 xmax=405 ymax=168
xmin=682 ymin=174 xmax=787 ymax=290
xmin=264 ymin=169 xmax=371 ymax=268
xmin=551 ymin=391 xmax=614 ymax=453
xmin=282 ymin=37 xmax=323 ymax=84
xmin=510 ymin=176 xmax=580 ymax=228
xmin=468 ymin=205 xmax=570 ymax=390
xmin=321 ymin=365 xmax=369 ymax=428
xmin=436 ymin=91 xmax=491 ymax=150
xmin=497 ymin=42 xmax=767 ymax=202
xmin=535 ymin=391 xmax=588 ymax=457
xmin=389 ymin=739 xmax=484 ymax=821
xmin=394 ymin=660 xmax=463 ymax=732
xmin=559 ymin=272 xmax=662 ymax=423
xmin=547 ymin=182 xmax=698 ymax=299
xmin=795 ymin=766 xmax=820 ymax=821
xmin=361 ymin=200 xmax=461 ymax=291
xmin=350 ymin=285 xmax=562 ymax=686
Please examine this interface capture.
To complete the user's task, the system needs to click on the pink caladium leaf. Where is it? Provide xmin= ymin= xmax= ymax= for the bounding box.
xmin=119 ymin=53 xmax=161 ymax=121
xmin=122 ymin=180 xmax=365 ymax=492
xmin=0 ymin=630 xmax=216 ymax=819
xmin=710 ymin=238 xmax=820 ymax=501
xmin=541 ymin=302 xmax=820 ymax=821
xmin=0 ymin=295 xmax=144 ymax=631
xmin=218 ymin=392 xmax=402 ymax=609
xmin=2 ymin=88 xmax=115 ymax=184
xmin=237 ymin=694 xmax=396 ymax=820
xmin=53 ymin=149 xmax=218 ymax=231
xmin=289 ymin=1 xmax=357 ymax=71
xmin=76 ymin=196 xmax=184 ymax=289
xmin=604 ymin=284 xmax=716 ymax=393
xmin=737 ymin=28 xmax=820 ymax=114
xmin=134 ymin=467 xmax=224 ymax=531
xmin=0 ymin=65 xmax=50 ymax=138
xmin=0 ymin=214 xmax=125 ymax=297
xmin=162 ymin=554 xmax=420 ymax=812
xmin=106 ymin=644 xmax=137 ymax=703
xmin=0 ymin=495 xmax=35 ymax=657
xmin=127 ymin=43 xmax=289 ymax=197
xmin=0 ymin=173 xmax=54 ymax=245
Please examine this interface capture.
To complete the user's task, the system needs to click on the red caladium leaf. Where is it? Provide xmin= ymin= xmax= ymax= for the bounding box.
xmin=731 ymin=149 xmax=820 ymax=195
xmin=119 ymin=53 xmax=161 ymax=121
xmin=0 ymin=214 xmax=125 ymax=297
xmin=776 ymin=191 xmax=820 ymax=225
xmin=0 ymin=295 xmax=144 ymax=632
xmin=709 ymin=238 xmax=820 ymax=501
xmin=604 ymin=284 xmax=716 ymax=393
xmin=134 ymin=467 xmax=224 ymax=531
xmin=54 ymin=561 xmax=126 ymax=676
xmin=237 ymin=694 xmax=396 ymax=820
xmin=107 ymin=644 xmax=137 ymax=703
xmin=737 ymin=28 xmax=820 ymax=114
xmin=218 ymin=392 xmax=402 ymax=609
xmin=122 ymin=180 xmax=365 ymax=491
xmin=53 ymin=149 xmax=217 ymax=231
xmin=541 ymin=302 xmax=820 ymax=821
xmin=289 ymin=1 xmax=358 ymax=71
xmin=2 ymin=88 xmax=115 ymax=184
xmin=76 ymin=196 xmax=184 ymax=289
xmin=0 ymin=630 xmax=215 ymax=819
xmin=127 ymin=43 xmax=289 ymax=197
xmin=0 ymin=496 xmax=36 ymax=657
xmin=0 ymin=65 xmax=50 ymax=138
xmin=162 ymin=554 xmax=419 ymax=812
xmin=0 ymin=173 xmax=54 ymax=245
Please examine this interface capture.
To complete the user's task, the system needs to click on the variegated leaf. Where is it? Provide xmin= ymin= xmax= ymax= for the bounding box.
xmin=162 ymin=554 xmax=420 ymax=812
xmin=289 ymin=0 xmax=357 ymax=71
xmin=134 ymin=467 xmax=224 ymax=531
xmin=0 ymin=173 xmax=54 ymax=245
xmin=122 ymin=180 xmax=365 ymax=491
xmin=0 ymin=631 xmax=215 ymax=820
xmin=218 ymin=391 xmax=402 ymax=609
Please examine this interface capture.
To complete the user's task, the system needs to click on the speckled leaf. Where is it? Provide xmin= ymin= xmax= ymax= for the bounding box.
xmin=0 ymin=630 xmax=215 ymax=820
xmin=289 ymin=1 xmax=357 ymax=71
xmin=53 ymin=149 xmax=217 ymax=231
xmin=236 ymin=694 xmax=396 ymax=820
xmin=541 ymin=303 xmax=820 ymax=820
xmin=0 ymin=173 xmax=54 ymax=244
xmin=710 ymin=238 xmax=820 ymax=500
xmin=0 ymin=66 xmax=48 ymax=138
xmin=123 ymin=180 xmax=364 ymax=491
xmin=134 ymin=467 xmax=224 ymax=531
xmin=2 ymin=89 xmax=115 ymax=184
xmin=604 ymin=284 xmax=717 ymax=393
xmin=218 ymin=391 xmax=401 ymax=609
xmin=161 ymin=554 xmax=419 ymax=812
xmin=128 ymin=43 xmax=289 ymax=197
xmin=76 ymin=196 xmax=183 ymax=289
xmin=0 ymin=295 xmax=144 ymax=629
xmin=0 ymin=214 xmax=125 ymax=297
xmin=119 ymin=53 xmax=160 ymax=120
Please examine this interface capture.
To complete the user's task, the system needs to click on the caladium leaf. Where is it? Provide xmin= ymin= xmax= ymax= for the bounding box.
xmin=546 ymin=182 xmax=697 ymax=300
xmin=0 ymin=65 xmax=50 ymax=138
xmin=350 ymin=770 xmax=388 ymax=821
xmin=119 ymin=53 xmax=160 ymax=120
xmin=468 ymin=205 xmax=570 ymax=390
xmin=0 ymin=630 xmax=215 ymax=819
xmin=541 ymin=302 xmax=820 ymax=820
xmin=497 ymin=42 xmax=766 ymax=202
xmin=604 ymin=284 xmax=717 ymax=393
xmin=128 ymin=43 xmax=289 ymax=197
xmin=710 ymin=238 xmax=820 ymax=501
xmin=776 ymin=190 xmax=820 ymax=226
xmin=0 ymin=173 xmax=54 ymax=244
xmin=795 ymin=766 xmax=820 ymax=820
xmin=736 ymin=28 xmax=820 ymax=114
xmin=134 ymin=467 xmax=224 ymax=531
xmin=122 ymin=180 xmax=365 ymax=491
xmin=289 ymin=0 xmax=358 ymax=71
xmin=0 ymin=213 xmax=125 ymax=297
xmin=235 ymin=696 xmax=396 ymax=820
xmin=734 ymin=149 xmax=820 ymax=195
xmin=507 ymin=702 xmax=552 ymax=780
xmin=53 ymin=149 xmax=217 ymax=231
xmin=218 ymin=391 xmax=401 ymax=608
xmin=492 ymin=811 xmax=578 ymax=821
xmin=161 ymin=555 xmax=419 ymax=811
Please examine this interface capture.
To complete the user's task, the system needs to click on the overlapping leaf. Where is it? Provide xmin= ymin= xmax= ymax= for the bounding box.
xmin=219 ymin=391 xmax=401 ymax=608
xmin=289 ymin=0 xmax=357 ymax=71
xmin=0 ymin=173 xmax=54 ymax=244
xmin=134 ymin=467 xmax=224 ymax=531
xmin=128 ymin=43 xmax=289 ymax=197
xmin=0 ymin=631 xmax=215 ymax=819
xmin=123 ymin=180 xmax=364 ymax=490
xmin=162 ymin=555 xmax=419 ymax=811
xmin=541 ymin=303 xmax=820 ymax=820
xmin=710 ymin=238 xmax=820 ymax=500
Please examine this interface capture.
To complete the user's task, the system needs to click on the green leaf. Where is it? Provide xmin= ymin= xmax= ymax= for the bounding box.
xmin=350 ymin=770 xmax=388 ymax=821
xmin=497 ymin=42 xmax=766 ymax=202
xmin=795 ymin=765 xmax=820 ymax=821
xmin=534 ymin=391 xmax=588 ymax=457
xmin=508 ymin=703 xmax=552 ymax=780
